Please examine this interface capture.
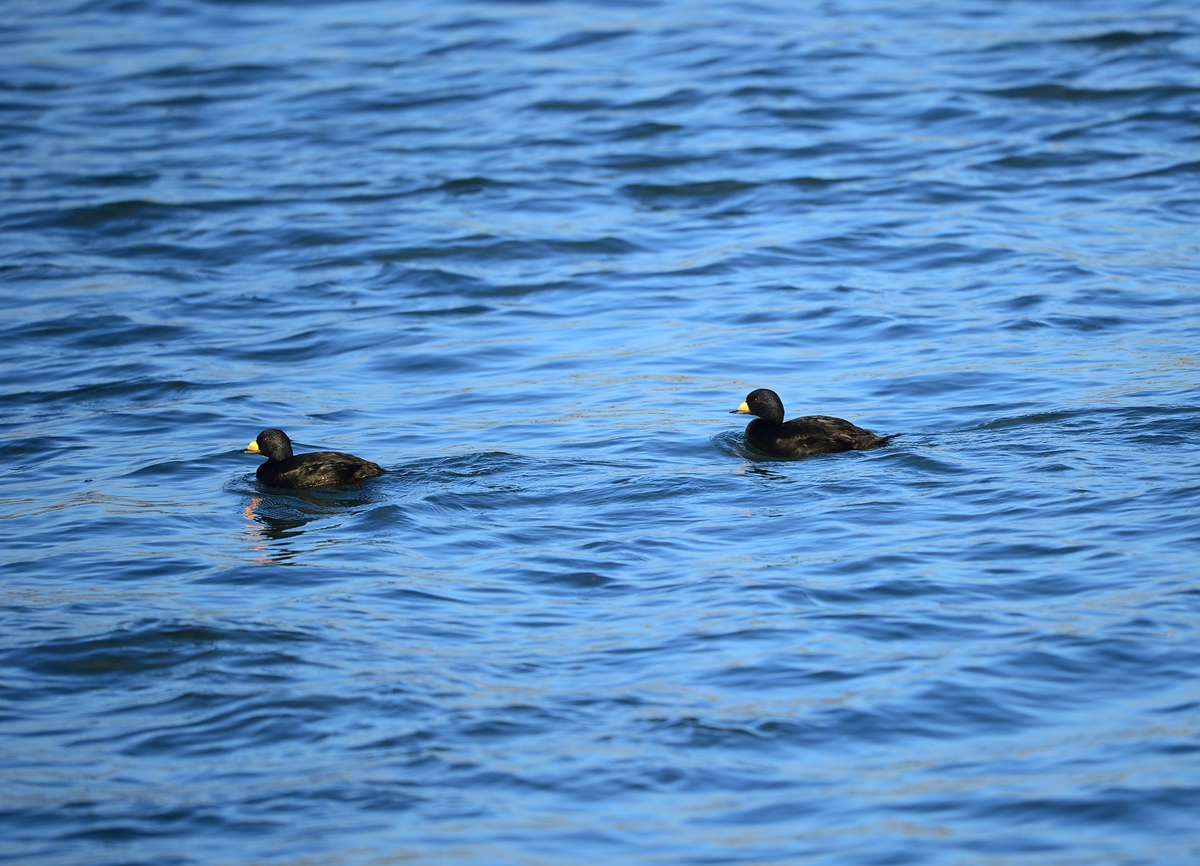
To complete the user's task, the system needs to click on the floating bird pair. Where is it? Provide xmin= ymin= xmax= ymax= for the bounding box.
xmin=244 ymin=388 xmax=894 ymax=489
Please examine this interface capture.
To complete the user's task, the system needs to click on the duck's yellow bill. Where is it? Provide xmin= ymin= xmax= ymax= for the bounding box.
xmin=244 ymin=439 xmax=261 ymax=453
xmin=730 ymin=401 xmax=751 ymax=414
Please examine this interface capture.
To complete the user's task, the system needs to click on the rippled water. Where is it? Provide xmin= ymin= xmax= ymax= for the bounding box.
xmin=3 ymin=0 xmax=1200 ymax=863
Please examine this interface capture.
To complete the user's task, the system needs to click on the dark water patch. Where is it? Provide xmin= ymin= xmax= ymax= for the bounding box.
xmin=9 ymin=313 xmax=190 ymax=349
xmin=29 ymin=199 xmax=190 ymax=236
xmin=62 ymin=169 xmax=162 ymax=189
xmin=432 ymin=175 xmax=514 ymax=196
xmin=1065 ymin=29 xmax=1187 ymax=48
xmin=5 ymin=619 xmax=312 ymax=684
xmin=602 ymin=121 xmax=684 ymax=143
xmin=452 ymin=235 xmax=643 ymax=261
xmin=0 ymin=378 xmax=209 ymax=417
xmin=534 ymin=29 xmax=631 ymax=54
xmin=1128 ymin=158 xmax=1200 ymax=180
xmin=621 ymin=179 xmax=762 ymax=207
xmin=984 ymin=149 xmax=1141 ymax=173
xmin=985 ymin=83 xmax=1197 ymax=103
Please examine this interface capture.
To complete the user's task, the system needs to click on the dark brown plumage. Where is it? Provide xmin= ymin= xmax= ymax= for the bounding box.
xmin=244 ymin=428 xmax=385 ymax=488
xmin=730 ymin=389 xmax=895 ymax=457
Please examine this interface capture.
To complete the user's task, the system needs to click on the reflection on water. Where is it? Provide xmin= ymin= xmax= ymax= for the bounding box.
xmin=241 ymin=482 xmax=395 ymax=564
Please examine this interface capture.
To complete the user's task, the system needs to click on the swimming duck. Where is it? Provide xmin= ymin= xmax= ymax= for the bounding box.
xmin=730 ymin=389 xmax=894 ymax=457
xmin=244 ymin=428 xmax=385 ymax=488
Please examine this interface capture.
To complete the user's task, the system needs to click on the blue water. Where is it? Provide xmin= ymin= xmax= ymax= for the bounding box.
xmin=3 ymin=0 xmax=1200 ymax=863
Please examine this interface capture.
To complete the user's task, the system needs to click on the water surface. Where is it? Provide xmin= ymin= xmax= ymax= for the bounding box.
xmin=2 ymin=1 xmax=1199 ymax=863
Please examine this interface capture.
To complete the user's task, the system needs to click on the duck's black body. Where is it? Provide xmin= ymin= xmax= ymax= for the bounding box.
xmin=245 ymin=429 xmax=385 ymax=488
xmin=731 ymin=389 xmax=894 ymax=457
